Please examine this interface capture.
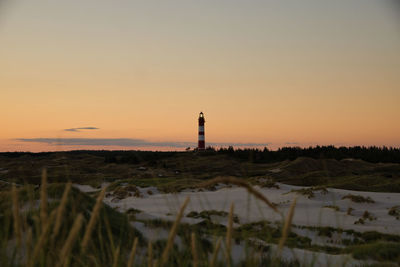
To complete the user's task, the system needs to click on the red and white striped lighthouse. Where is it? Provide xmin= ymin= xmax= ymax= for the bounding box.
xmin=198 ymin=112 xmax=205 ymax=150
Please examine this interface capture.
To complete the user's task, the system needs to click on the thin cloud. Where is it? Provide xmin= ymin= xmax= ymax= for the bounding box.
xmin=64 ymin=127 xmax=99 ymax=132
xmin=16 ymin=138 xmax=270 ymax=148
xmin=17 ymin=138 xmax=192 ymax=148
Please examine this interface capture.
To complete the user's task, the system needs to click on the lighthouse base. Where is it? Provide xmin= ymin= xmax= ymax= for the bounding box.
xmin=198 ymin=141 xmax=205 ymax=150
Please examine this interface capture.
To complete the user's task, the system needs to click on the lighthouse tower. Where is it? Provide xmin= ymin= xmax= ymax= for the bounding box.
xmin=198 ymin=112 xmax=205 ymax=150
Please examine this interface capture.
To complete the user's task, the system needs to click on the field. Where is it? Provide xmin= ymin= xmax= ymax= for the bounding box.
xmin=1 ymin=150 xmax=400 ymax=266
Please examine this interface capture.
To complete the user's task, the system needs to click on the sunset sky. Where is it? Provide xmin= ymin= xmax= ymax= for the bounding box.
xmin=1 ymin=0 xmax=399 ymax=151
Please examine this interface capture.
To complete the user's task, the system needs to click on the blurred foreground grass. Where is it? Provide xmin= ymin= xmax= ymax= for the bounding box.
xmin=1 ymin=170 xmax=400 ymax=266
xmin=0 ymin=170 xmax=300 ymax=266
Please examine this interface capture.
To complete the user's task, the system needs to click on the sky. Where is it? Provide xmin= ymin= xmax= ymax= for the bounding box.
xmin=0 ymin=0 xmax=399 ymax=152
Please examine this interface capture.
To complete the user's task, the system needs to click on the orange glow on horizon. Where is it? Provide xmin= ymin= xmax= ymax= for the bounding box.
xmin=0 ymin=1 xmax=399 ymax=152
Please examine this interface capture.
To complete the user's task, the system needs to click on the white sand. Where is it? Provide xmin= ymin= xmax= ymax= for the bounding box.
xmin=72 ymin=184 xmax=98 ymax=193
xmin=69 ymin=182 xmax=400 ymax=265
xmin=72 ymin=182 xmax=109 ymax=193
xmin=103 ymin=183 xmax=400 ymax=234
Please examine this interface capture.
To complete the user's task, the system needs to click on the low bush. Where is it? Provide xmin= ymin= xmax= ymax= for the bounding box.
xmin=350 ymin=242 xmax=400 ymax=262
xmin=342 ymin=194 xmax=375 ymax=203
xmin=388 ymin=206 xmax=400 ymax=220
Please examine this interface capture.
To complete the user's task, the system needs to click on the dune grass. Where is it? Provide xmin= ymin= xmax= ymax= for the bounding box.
xmin=349 ymin=242 xmax=400 ymax=263
xmin=1 ymin=171 xmax=307 ymax=266
xmin=0 ymin=172 xmax=143 ymax=266
xmin=1 ymin=168 xmax=400 ymax=266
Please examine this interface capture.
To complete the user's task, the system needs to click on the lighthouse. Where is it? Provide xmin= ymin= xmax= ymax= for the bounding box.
xmin=198 ymin=112 xmax=205 ymax=150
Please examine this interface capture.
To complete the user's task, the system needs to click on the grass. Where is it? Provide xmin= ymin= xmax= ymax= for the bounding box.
xmin=1 ymin=152 xmax=400 ymax=266
xmin=1 ymin=181 xmax=143 ymax=267
xmin=288 ymin=186 xmax=328 ymax=199
xmin=1 ymin=182 xmax=399 ymax=266
xmin=106 ymin=177 xmax=204 ymax=194
xmin=251 ymin=177 xmax=280 ymax=189
xmin=2 ymin=174 xmax=304 ymax=266
xmin=342 ymin=194 xmax=375 ymax=203
xmin=349 ymin=242 xmax=400 ymax=263
xmin=354 ymin=211 xmax=377 ymax=225
xmin=2 ymin=151 xmax=400 ymax=193
xmin=362 ymin=211 xmax=376 ymax=221
xmin=186 ymin=210 xmax=240 ymax=224
xmin=388 ymin=206 xmax=400 ymax=220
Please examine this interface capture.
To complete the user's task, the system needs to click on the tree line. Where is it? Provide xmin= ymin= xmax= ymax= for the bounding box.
xmin=210 ymin=145 xmax=400 ymax=163
xmin=1 ymin=145 xmax=400 ymax=164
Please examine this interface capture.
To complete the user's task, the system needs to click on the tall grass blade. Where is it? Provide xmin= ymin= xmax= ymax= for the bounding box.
xmin=52 ymin=182 xmax=72 ymax=240
xmin=57 ymin=213 xmax=84 ymax=267
xmin=226 ymin=203 xmax=234 ymax=267
xmin=199 ymin=177 xmax=279 ymax=213
xmin=40 ymin=168 xmax=48 ymax=231
xmin=161 ymin=196 xmax=190 ymax=265
xmin=127 ymin=237 xmax=138 ymax=267
xmin=28 ymin=210 xmax=56 ymax=267
xmin=81 ymin=187 xmax=106 ymax=251
xmin=147 ymin=241 xmax=153 ymax=267
xmin=112 ymin=246 xmax=120 ymax=267
xmin=191 ymin=232 xmax=198 ymax=267
xmin=278 ymin=197 xmax=297 ymax=255
xmin=210 ymin=237 xmax=222 ymax=267
xmin=11 ymin=184 xmax=21 ymax=248
xmin=26 ymin=226 xmax=32 ymax=262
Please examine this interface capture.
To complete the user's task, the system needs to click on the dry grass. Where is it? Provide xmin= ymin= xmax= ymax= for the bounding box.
xmin=342 ymin=194 xmax=375 ymax=203
xmin=278 ymin=197 xmax=297 ymax=255
xmin=147 ymin=241 xmax=153 ymax=267
xmin=112 ymin=246 xmax=120 ymax=267
xmin=226 ymin=203 xmax=234 ymax=267
xmin=161 ymin=196 xmax=190 ymax=264
xmin=191 ymin=232 xmax=198 ymax=267
xmin=1 ymin=177 xmax=355 ymax=267
xmin=127 ymin=237 xmax=138 ymax=267
xmin=199 ymin=177 xmax=279 ymax=213
xmin=57 ymin=213 xmax=84 ymax=267
xmin=81 ymin=187 xmax=106 ymax=251
xmin=2 ymin=181 xmax=142 ymax=266
xmin=12 ymin=184 xmax=21 ymax=248
xmin=210 ymin=237 xmax=222 ymax=267
xmin=26 ymin=226 xmax=33 ymax=260
xmin=28 ymin=210 xmax=56 ymax=267
xmin=4 ymin=172 xmax=398 ymax=266
xmin=0 ymin=179 xmax=316 ymax=266
xmin=40 ymin=168 xmax=48 ymax=231
xmin=52 ymin=182 xmax=72 ymax=240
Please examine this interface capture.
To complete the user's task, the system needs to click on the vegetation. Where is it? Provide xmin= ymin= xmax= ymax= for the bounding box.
xmin=3 ymin=145 xmax=400 ymax=164
xmin=323 ymin=205 xmax=340 ymax=212
xmin=289 ymin=186 xmax=328 ymax=199
xmin=388 ymin=206 xmax=400 ymax=220
xmin=342 ymin=194 xmax=375 ymax=203
xmin=349 ymin=242 xmax=400 ymax=263
xmin=1 ymin=147 xmax=400 ymax=266
xmin=215 ymin=145 xmax=400 ymax=164
xmin=186 ymin=210 xmax=240 ymax=223
xmin=347 ymin=207 xmax=354 ymax=215
xmin=0 ymin=182 xmax=143 ymax=266
xmin=1 ymin=174 xmax=312 ymax=266
xmin=255 ymin=178 xmax=280 ymax=189
xmin=2 ymin=147 xmax=399 ymax=193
